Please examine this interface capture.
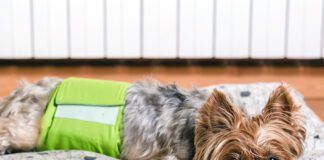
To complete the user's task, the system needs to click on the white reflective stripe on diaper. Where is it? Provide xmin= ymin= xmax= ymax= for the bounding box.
xmin=55 ymin=104 xmax=120 ymax=125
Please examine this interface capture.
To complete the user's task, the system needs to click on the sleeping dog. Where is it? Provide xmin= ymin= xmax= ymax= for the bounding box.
xmin=0 ymin=77 xmax=305 ymax=160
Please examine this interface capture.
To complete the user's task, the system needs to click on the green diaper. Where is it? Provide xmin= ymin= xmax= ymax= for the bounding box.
xmin=39 ymin=77 xmax=130 ymax=158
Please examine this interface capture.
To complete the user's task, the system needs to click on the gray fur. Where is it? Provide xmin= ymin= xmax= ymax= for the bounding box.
xmin=0 ymin=78 xmax=209 ymax=160
xmin=122 ymin=79 xmax=208 ymax=160
xmin=0 ymin=78 xmax=61 ymax=154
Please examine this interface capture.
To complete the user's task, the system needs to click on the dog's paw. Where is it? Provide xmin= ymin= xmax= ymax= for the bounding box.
xmin=0 ymin=140 xmax=10 ymax=155
xmin=162 ymin=155 xmax=178 ymax=160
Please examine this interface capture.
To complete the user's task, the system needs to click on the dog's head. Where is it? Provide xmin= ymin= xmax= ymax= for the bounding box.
xmin=194 ymin=86 xmax=306 ymax=160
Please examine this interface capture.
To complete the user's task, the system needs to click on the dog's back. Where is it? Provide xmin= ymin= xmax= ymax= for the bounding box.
xmin=122 ymin=79 xmax=209 ymax=160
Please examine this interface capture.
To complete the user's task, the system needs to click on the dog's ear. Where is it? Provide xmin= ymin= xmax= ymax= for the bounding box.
xmin=261 ymin=85 xmax=306 ymax=156
xmin=262 ymin=85 xmax=298 ymax=122
xmin=196 ymin=90 xmax=241 ymax=134
xmin=195 ymin=90 xmax=242 ymax=153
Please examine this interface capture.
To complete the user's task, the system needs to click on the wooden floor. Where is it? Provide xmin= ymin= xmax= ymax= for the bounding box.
xmin=0 ymin=65 xmax=323 ymax=120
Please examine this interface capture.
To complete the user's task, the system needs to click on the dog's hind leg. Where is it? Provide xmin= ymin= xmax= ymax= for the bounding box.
xmin=0 ymin=118 xmax=12 ymax=154
xmin=0 ymin=117 xmax=41 ymax=154
xmin=0 ymin=78 xmax=61 ymax=154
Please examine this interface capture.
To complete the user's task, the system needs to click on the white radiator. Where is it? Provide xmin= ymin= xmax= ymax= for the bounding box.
xmin=0 ymin=0 xmax=323 ymax=59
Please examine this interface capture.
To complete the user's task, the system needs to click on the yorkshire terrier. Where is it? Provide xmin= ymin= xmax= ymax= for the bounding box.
xmin=0 ymin=78 xmax=306 ymax=160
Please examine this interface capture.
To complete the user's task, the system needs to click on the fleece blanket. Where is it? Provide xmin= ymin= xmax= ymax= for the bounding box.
xmin=1 ymin=82 xmax=323 ymax=160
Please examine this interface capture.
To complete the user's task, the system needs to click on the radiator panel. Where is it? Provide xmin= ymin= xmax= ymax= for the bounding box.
xmin=0 ymin=0 xmax=323 ymax=59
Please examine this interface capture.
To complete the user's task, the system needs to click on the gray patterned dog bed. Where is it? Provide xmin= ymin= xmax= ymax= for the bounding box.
xmin=1 ymin=83 xmax=323 ymax=160
xmin=0 ymin=150 xmax=116 ymax=160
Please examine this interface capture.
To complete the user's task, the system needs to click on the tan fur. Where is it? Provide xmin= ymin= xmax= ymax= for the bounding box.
xmin=194 ymin=86 xmax=306 ymax=160
xmin=0 ymin=78 xmax=61 ymax=154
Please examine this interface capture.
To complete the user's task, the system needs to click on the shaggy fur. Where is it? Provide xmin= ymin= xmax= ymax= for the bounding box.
xmin=194 ymin=86 xmax=306 ymax=160
xmin=122 ymin=79 xmax=208 ymax=160
xmin=0 ymin=78 xmax=61 ymax=154
xmin=0 ymin=78 xmax=306 ymax=160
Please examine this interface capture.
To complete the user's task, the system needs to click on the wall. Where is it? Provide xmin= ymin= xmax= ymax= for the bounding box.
xmin=0 ymin=0 xmax=323 ymax=59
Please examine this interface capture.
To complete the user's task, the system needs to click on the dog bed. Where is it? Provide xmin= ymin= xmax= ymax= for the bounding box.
xmin=1 ymin=82 xmax=323 ymax=160
xmin=0 ymin=150 xmax=116 ymax=160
